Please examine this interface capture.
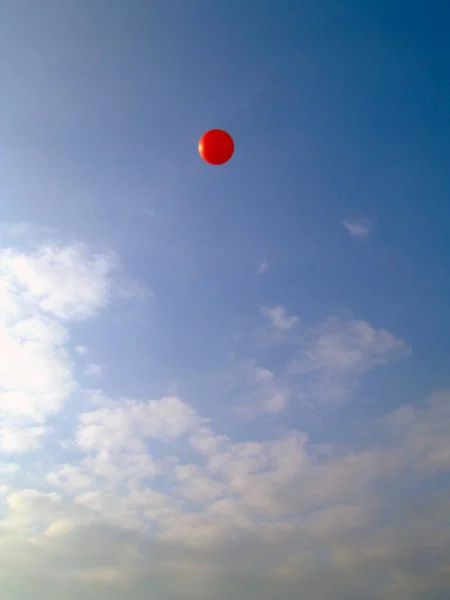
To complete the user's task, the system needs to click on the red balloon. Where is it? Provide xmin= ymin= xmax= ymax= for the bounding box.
xmin=198 ymin=129 xmax=234 ymax=165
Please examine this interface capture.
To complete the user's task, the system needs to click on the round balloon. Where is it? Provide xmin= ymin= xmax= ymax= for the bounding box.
xmin=198 ymin=129 xmax=234 ymax=165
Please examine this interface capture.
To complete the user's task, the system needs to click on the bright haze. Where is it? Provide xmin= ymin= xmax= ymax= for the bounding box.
xmin=1 ymin=1 xmax=450 ymax=599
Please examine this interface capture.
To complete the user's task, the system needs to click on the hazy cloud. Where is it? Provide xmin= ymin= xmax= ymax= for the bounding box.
xmin=343 ymin=218 xmax=373 ymax=237
xmin=258 ymin=261 xmax=269 ymax=274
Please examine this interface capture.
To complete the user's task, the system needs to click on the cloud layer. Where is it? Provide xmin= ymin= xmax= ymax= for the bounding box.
xmin=0 ymin=236 xmax=448 ymax=600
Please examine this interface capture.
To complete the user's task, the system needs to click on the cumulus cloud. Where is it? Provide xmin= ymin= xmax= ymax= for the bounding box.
xmin=1 ymin=243 xmax=117 ymax=321
xmin=174 ymin=463 xmax=225 ymax=503
xmin=0 ymin=311 xmax=74 ymax=422
xmin=0 ymin=239 xmax=119 ymax=450
xmin=76 ymin=395 xmax=201 ymax=454
xmin=0 ymin=232 xmax=447 ymax=599
xmin=1 ymin=389 xmax=450 ymax=599
xmin=46 ymin=465 xmax=94 ymax=492
xmin=0 ymin=426 xmax=46 ymax=453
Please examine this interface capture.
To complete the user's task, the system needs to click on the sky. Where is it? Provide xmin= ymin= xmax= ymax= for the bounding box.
xmin=0 ymin=0 xmax=450 ymax=598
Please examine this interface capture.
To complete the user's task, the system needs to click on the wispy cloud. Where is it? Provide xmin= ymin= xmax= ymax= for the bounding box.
xmin=235 ymin=309 xmax=408 ymax=418
xmin=289 ymin=315 xmax=410 ymax=407
xmin=342 ymin=218 xmax=373 ymax=237
xmin=74 ymin=345 xmax=88 ymax=355
xmin=258 ymin=260 xmax=269 ymax=274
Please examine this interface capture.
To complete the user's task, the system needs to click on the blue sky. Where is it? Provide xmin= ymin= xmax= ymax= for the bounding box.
xmin=0 ymin=1 xmax=450 ymax=598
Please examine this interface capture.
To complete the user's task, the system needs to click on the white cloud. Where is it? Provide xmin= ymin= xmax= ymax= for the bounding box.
xmin=292 ymin=317 xmax=408 ymax=375
xmin=258 ymin=261 xmax=269 ymax=274
xmin=342 ymin=218 xmax=373 ymax=237
xmin=81 ymin=451 xmax=159 ymax=487
xmin=384 ymin=389 xmax=450 ymax=473
xmin=234 ymin=362 xmax=290 ymax=418
xmin=46 ymin=465 xmax=94 ymax=492
xmin=1 ymin=389 xmax=450 ymax=598
xmin=289 ymin=316 xmax=410 ymax=407
xmin=230 ymin=309 xmax=406 ymax=419
xmin=74 ymin=345 xmax=88 ymax=355
xmin=207 ymin=433 xmax=310 ymax=517
xmin=127 ymin=488 xmax=182 ymax=521
xmin=254 ymin=306 xmax=301 ymax=350
xmin=5 ymin=489 xmax=64 ymax=531
xmin=158 ymin=511 xmax=230 ymax=548
xmin=0 ymin=462 xmax=19 ymax=474
xmin=1 ymin=243 xmax=118 ymax=321
xmin=74 ymin=491 xmax=143 ymax=531
xmin=0 ymin=233 xmax=448 ymax=599
xmin=174 ymin=463 xmax=225 ymax=503
xmin=0 ymin=312 xmax=74 ymax=421
xmin=76 ymin=395 xmax=201 ymax=454
xmin=0 ymin=240 xmax=121 ymax=450
xmin=44 ymin=519 xmax=76 ymax=538
xmin=0 ymin=426 xmax=46 ymax=453
xmin=261 ymin=305 xmax=299 ymax=330
xmin=189 ymin=427 xmax=229 ymax=456
xmin=84 ymin=363 xmax=107 ymax=377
